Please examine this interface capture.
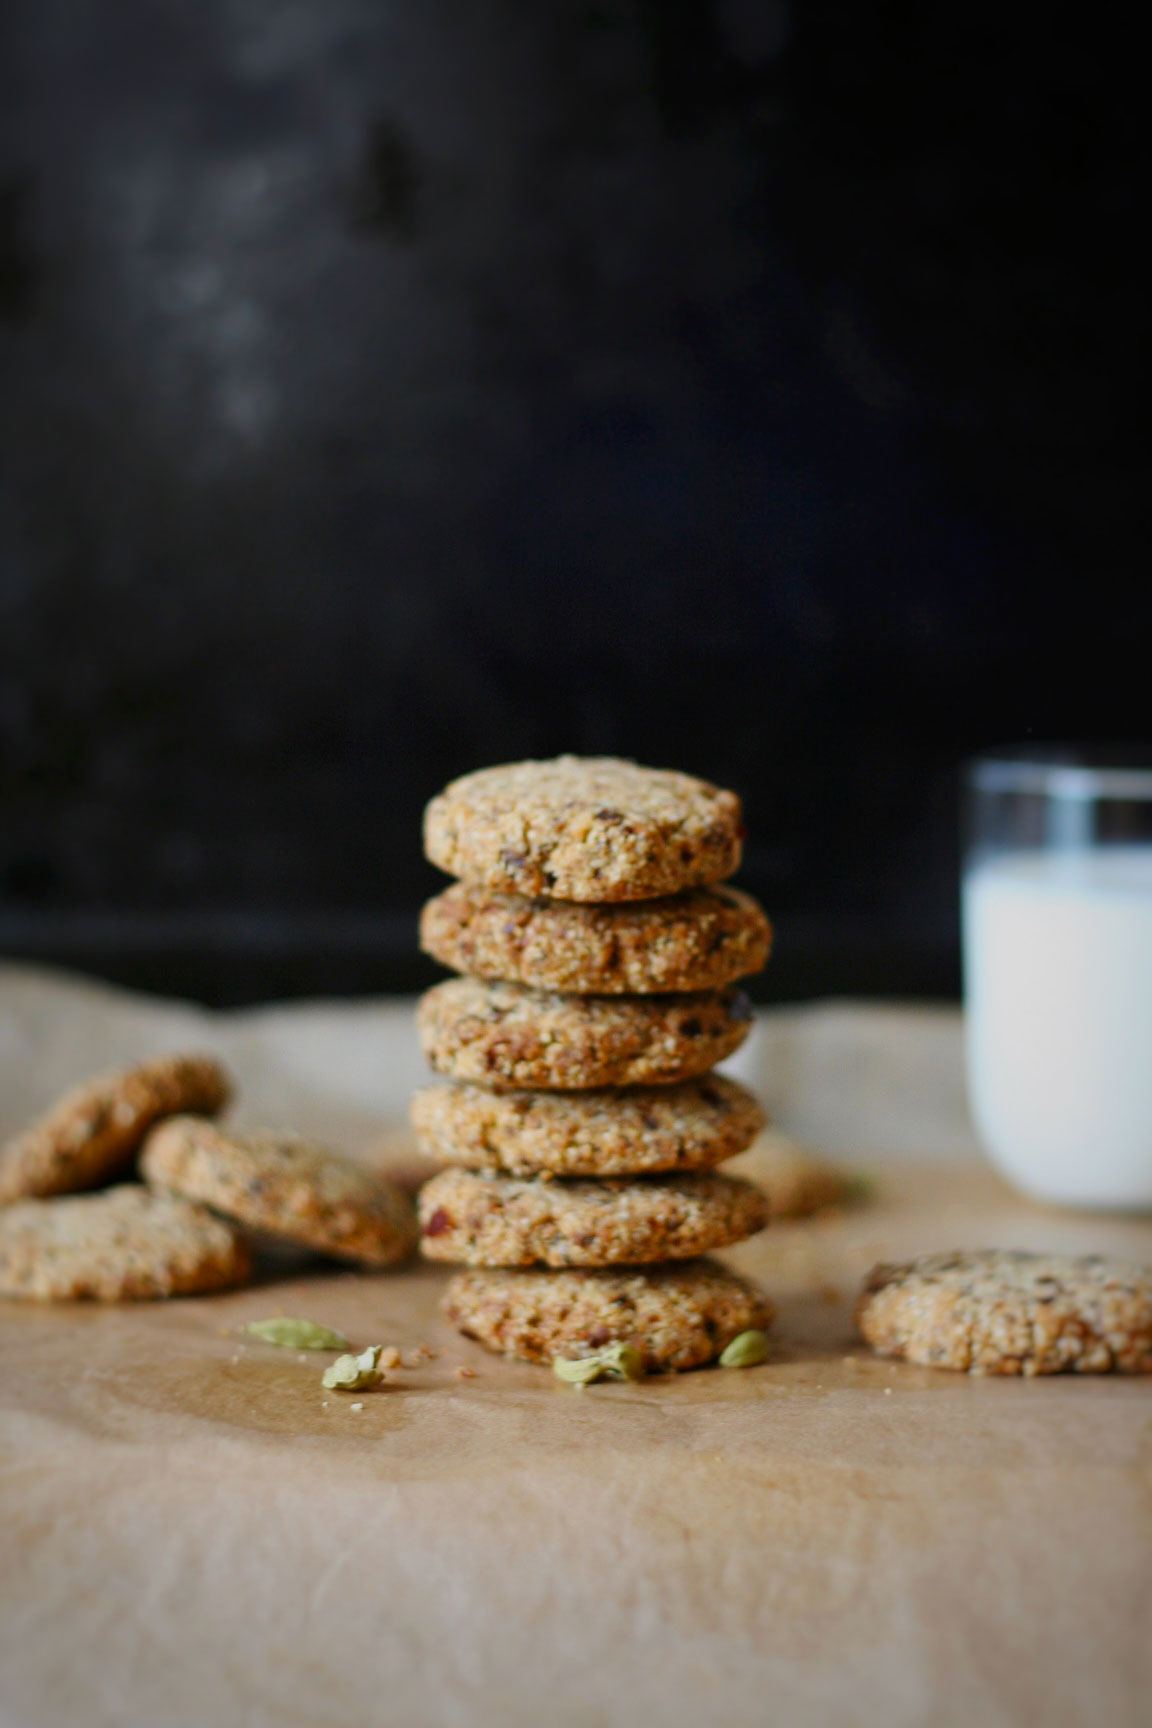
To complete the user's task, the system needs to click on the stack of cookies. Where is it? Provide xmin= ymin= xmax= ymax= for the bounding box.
xmin=412 ymin=756 xmax=776 ymax=1372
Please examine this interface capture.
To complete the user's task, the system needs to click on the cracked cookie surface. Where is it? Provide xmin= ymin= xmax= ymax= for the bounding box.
xmin=423 ymin=756 xmax=742 ymax=902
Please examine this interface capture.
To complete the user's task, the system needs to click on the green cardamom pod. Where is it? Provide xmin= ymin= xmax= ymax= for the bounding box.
xmin=243 ymin=1317 xmax=349 ymax=1350
xmin=552 ymin=1340 xmax=644 ymax=1384
xmin=322 ymin=1344 xmax=385 ymax=1391
xmin=718 ymin=1329 xmax=770 ymax=1368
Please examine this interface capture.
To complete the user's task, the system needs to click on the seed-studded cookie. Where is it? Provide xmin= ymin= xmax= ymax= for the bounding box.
xmin=0 ymin=1054 xmax=233 ymax=1205
xmin=411 ymin=1075 xmax=765 ymax=1178
xmin=444 ymin=1258 xmax=773 ymax=1371
xmin=0 ymin=1185 xmax=250 ymax=1301
xmin=417 ymin=978 xmax=752 ymax=1090
xmin=424 ymin=756 xmax=743 ymax=902
xmin=857 ymin=1249 xmax=1152 ymax=1375
xmin=420 ymin=882 xmax=771 ymax=995
xmin=419 ymin=1167 xmax=768 ymax=1267
xmin=141 ymin=1118 xmax=417 ymax=1267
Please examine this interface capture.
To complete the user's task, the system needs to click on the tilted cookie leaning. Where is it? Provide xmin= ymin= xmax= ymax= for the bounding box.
xmin=0 ymin=1053 xmax=232 ymax=1204
xmin=142 ymin=1117 xmax=416 ymax=1266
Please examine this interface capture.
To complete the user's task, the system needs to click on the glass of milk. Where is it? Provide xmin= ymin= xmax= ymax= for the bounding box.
xmin=963 ymin=749 xmax=1152 ymax=1209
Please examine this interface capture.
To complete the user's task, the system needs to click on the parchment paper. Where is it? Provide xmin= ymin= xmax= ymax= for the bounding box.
xmin=1 ymin=963 xmax=1150 ymax=1728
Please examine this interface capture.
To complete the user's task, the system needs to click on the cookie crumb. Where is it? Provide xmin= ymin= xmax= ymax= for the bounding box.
xmin=456 ymin=1366 xmax=477 ymax=1379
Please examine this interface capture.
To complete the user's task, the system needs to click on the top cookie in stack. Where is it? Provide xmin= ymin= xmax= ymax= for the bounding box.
xmin=412 ymin=757 xmax=776 ymax=1373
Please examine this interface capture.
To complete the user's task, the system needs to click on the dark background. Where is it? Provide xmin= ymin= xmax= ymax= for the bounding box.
xmin=0 ymin=1 xmax=1145 ymax=1005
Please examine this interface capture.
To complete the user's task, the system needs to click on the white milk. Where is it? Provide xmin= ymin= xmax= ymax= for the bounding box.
xmin=963 ymin=846 xmax=1152 ymax=1208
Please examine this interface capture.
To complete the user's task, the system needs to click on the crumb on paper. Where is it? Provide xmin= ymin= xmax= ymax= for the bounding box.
xmin=379 ymin=1347 xmax=402 ymax=1370
xmin=456 ymin=1366 xmax=477 ymax=1379
xmin=350 ymin=1401 xmax=364 ymax=1412
xmin=401 ymin=1344 xmax=437 ymax=1368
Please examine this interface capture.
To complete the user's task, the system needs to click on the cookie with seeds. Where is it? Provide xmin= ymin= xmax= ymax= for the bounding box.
xmin=444 ymin=1258 xmax=773 ymax=1371
xmin=0 ymin=1185 xmax=250 ymax=1301
xmin=0 ymin=1054 xmax=233 ymax=1205
xmin=419 ymin=1167 xmax=768 ymax=1267
xmin=411 ymin=1075 xmax=764 ymax=1177
xmin=417 ymin=978 xmax=752 ymax=1090
xmin=420 ymin=882 xmax=771 ymax=994
xmin=424 ymin=756 xmax=743 ymax=902
xmin=857 ymin=1249 xmax=1152 ymax=1375
xmin=141 ymin=1118 xmax=416 ymax=1266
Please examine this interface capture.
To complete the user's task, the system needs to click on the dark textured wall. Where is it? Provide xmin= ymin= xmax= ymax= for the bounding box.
xmin=0 ymin=2 xmax=1144 ymax=1001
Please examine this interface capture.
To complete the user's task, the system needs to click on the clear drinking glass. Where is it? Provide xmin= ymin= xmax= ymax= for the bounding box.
xmin=962 ymin=748 xmax=1152 ymax=1209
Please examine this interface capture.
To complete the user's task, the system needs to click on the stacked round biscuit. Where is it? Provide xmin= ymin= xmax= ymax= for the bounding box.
xmin=412 ymin=756 xmax=776 ymax=1372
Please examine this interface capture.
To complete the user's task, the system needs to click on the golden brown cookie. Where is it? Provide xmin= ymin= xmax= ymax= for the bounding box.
xmin=857 ymin=1249 xmax=1152 ymax=1375
xmin=0 ymin=1054 xmax=233 ymax=1205
xmin=0 ymin=1185 xmax=250 ymax=1301
xmin=417 ymin=978 xmax=752 ymax=1090
xmin=728 ymin=1130 xmax=847 ymax=1220
xmin=418 ymin=1167 xmax=768 ymax=1266
xmin=419 ymin=882 xmax=771 ymax=994
xmin=410 ymin=1075 xmax=764 ymax=1177
xmin=423 ymin=756 xmax=743 ymax=901
xmin=444 ymin=1258 xmax=773 ymax=1371
xmin=141 ymin=1118 xmax=416 ymax=1267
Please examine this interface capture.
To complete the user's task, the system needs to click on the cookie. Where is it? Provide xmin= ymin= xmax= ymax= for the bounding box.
xmin=141 ymin=1118 xmax=417 ymax=1267
xmin=420 ymin=882 xmax=771 ymax=994
xmin=418 ymin=1167 xmax=768 ymax=1266
xmin=728 ymin=1130 xmax=847 ymax=1220
xmin=417 ymin=978 xmax=752 ymax=1090
xmin=0 ymin=1185 xmax=250 ymax=1301
xmin=443 ymin=1258 xmax=773 ymax=1371
xmin=423 ymin=756 xmax=743 ymax=902
xmin=857 ymin=1249 xmax=1152 ymax=1375
xmin=410 ymin=1075 xmax=765 ymax=1178
xmin=0 ymin=1054 xmax=233 ymax=1205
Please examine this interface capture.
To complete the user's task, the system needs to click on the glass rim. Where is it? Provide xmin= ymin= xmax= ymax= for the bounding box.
xmin=967 ymin=747 xmax=1152 ymax=801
